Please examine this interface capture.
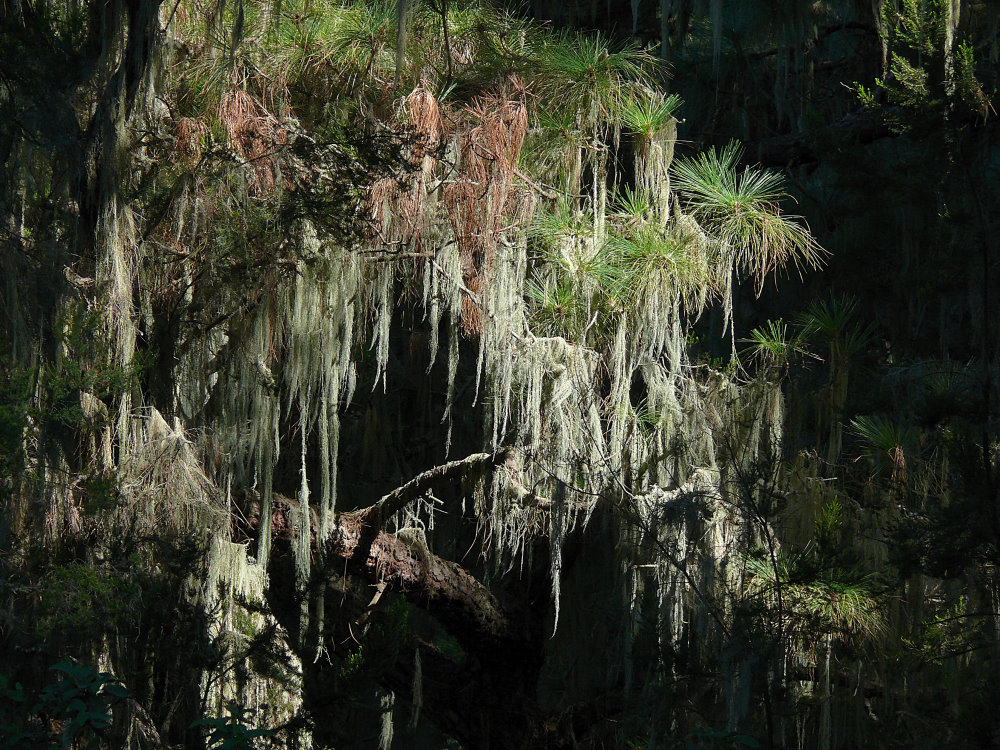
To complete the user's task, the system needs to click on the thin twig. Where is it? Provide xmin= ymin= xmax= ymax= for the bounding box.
xmin=432 ymin=259 xmax=480 ymax=303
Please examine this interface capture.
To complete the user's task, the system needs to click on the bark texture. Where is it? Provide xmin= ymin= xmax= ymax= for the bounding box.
xmin=261 ymin=451 xmax=622 ymax=750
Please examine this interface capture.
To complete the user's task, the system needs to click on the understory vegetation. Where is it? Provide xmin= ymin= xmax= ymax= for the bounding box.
xmin=1 ymin=0 xmax=998 ymax=748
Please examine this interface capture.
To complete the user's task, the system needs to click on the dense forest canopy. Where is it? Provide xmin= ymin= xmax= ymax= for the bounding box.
xmin=1 ymin=0 xmax=998 ymax=748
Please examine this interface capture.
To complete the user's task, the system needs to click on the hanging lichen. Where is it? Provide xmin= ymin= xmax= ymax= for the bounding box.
xmin=1 ymin=3 xmax=837 ymax=743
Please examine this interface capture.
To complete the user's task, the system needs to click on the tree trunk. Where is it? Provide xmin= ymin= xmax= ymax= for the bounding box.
xmin=259 ymin=452 xmax=624 ymax=750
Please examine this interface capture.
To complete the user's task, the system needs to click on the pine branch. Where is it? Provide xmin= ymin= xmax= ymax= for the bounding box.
xmin=359 ymin=448 xmax=512 ymax=526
